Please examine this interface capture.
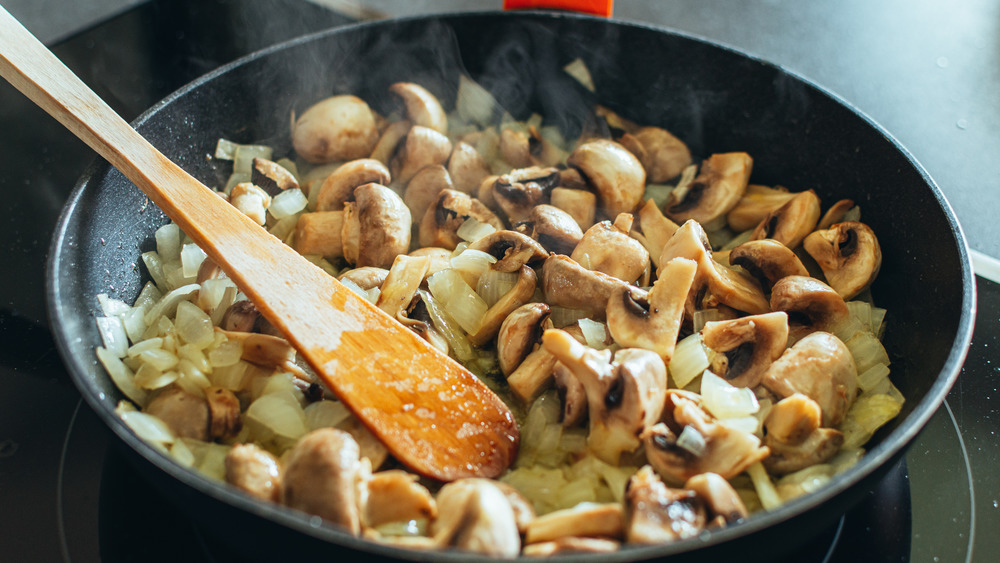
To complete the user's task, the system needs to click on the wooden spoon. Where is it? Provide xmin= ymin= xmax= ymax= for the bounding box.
xmin=0 ymin=7 xmax=518 ymax=481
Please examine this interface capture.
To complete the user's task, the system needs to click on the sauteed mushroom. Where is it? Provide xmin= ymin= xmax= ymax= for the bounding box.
xmin=665 ymin=152 xmax=752 ymax=230
xmin=389 ymin=82 xmax=448 ymax=134
xmin=403 ymin=164 xmax=453 ymax=223
xmin=497 ymin=302 xmax=551 ymax=377
xmin=571 ymin=213 xmax=649 ymax=283
xmin=225 ymin=443 xmax=282 ymax=502
xmin=769 ymin=276 xmax=850 ymax=343
xmin=390 ymin=125 xmax=453 ymax=185
xmin=625 ymin=465 xmax=706 ymax=544
xmin=418 ymin=189 xmax=503 ymax=250
xmin=467 ymin=229 xmax=548 ymax=272
xmin=492 ymin=166 xmax=561 ymax=223
xmin=550 ymin=187 xmax=598 ymax=231
xmin=726 ymin=184 xmax=797 ymax=232
xmin=541 ymin=254 xmax=629 ymax=319
xmin=701 ymin=312 xmax=789 ymax=389
xmin=342 ymin=183 xmax=411 ymax=268
xmin=316 ymin=159 xmax=391 ymax=212
xmin=749 ymin=189 xmax=821 ymax=249
xmin=684 ymin=472 xmax=748 ymax=526
xmin=619 ymin=126 xmax=692 ymax=183
xmin=251 ymin=157 xmax=299 ymax=195
xmin=525 ymin=502 xmax=625 ymax=544
xmin=516 ymin=204 xmax=583 ymax=255
xmin=292 ymin=95 xmax=379 ymax=163
xmin=729 ymin=239 xmax=809 ymax=291
xmin=762 ymin=394 xmax=844 ymax=475
xmin=282 ymin=428 xmax=363 ymax=534
xmin=803 ymin=221 xmax=882 ymax=299
xmin=447 ymin=141 xmax=491 ymax=194
xmin=431 ymin=479 xmax=521 ymax=557
xmin=567 ymin=138 xmax=646 ymax=217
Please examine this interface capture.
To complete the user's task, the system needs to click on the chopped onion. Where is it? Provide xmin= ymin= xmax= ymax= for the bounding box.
xmin=669 ymin=333 xmax=710 ymax=388
xmin=475 ymin=269 xmax=518 ymax=307
xmin=209 ymin=359 xmax=249 ymax=390
xmin=839 ymin=392 xmax=904 ymax=449
xmin=269 ymin=188 xmax=308 ymax=219
xmin=427 ymin=269 xmax=487 ymax=334
xmin=456 ymin=216 xmax=497 ymax=243
xmin=747 ymin=462 xmax=782 ymax=511
xmin=456 ymin=74 xmax=498 ymax=127
xmin=233 ymin=144 xmax=274 ymax=175
xmin=143 ymin=283 xmax=199 ymax=325
xmin=96 ymin=316 xmax=129 ymax=358
xmin=857 ymin=362 xmax=891 ymax=392
xmin=127 ymin=337 xmax=163 ymax=357
xmin=178 ymin=343 xmax=211 ymax=374
xmin=134 ymin=364 xmax=178 ymax=390
xmin=675 ymin=425 xmax=707 ymax=457
xmin=692 ymin=309 xmax=723 ymax=333
xmin=720 ymin=415 xmax=761 ymax=435
xmin=548 ymin=306 xmax=590 ymax=328
xmin=701 ymin=370 xmax=759 ymax=419
xmin=139 ymin=348 xmax=179 ymax=372
xmin=134 ymin=281 xmax=163 ymax=310
xmin=141 ymin=251 xmax=168 ymax=291
xmin=155 ymin=224 xmax=181 ymax=262
xmin=120 ymin=410 xmax=175 ymax=446
xmin=121 ymin=306 xmax=147 ymax=344
xmin=419 ymin=290 xmax=475 ymax=364
xmin=214 ymin=138 xmax=240 ymax=160
xmin=174 ymin=301 xmax=215 ymax=349
xmin=97 ymin=293 xmax=130 ymax=317
xmin=845 ymin=331 xmax=890 ymax=373
xmin=180 ymin=243 xmax=207 ymax=278
xmin=304 ymin=400 xmax=352 ymax=431
xmin=578 ymin=318 xmax=608 ymax=349
xmin=97 ymin=346 xmax=148 ymax=405
xmin=563 ymin=58 xmax=595 ymax=92
xmin=245 ymin=391 xmax=308 ymax=450
xmin=450 ymin=248 xmax=497 ymax=276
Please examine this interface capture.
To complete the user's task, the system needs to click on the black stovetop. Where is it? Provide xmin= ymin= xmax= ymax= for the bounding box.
xmin=0 ymin=1 xmax=996 ymax=561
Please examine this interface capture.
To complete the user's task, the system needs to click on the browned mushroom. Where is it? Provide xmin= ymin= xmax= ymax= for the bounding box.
xmin=251 ymin=157 xmax=299 ymax=195
xmin=665 ymin=152 xmax=752 ymax=231
xmin=803 ymin=221 xmax=882 ymax=299
xmin=571 ymin=213 xmax=650 ymax=284
xmin=525 ymin=502 xmax=625 ymax=544
xmin=762 ymin=394 xmax=844 ymax=475
xmin=619 ymin=126 xmax=693 ymax=183
xmin=224 ymin=443 xmax=282 ymax=502
xmin=144 ymin=386 xmax=209 ymax=441
xmin=769 ymin=275 xmax=850 ymax=343
xmin=726 ymin=184 xmax=796 ymax=232
xmin=418 ymin=189 xmax=504 ymax=250
xmin=362 ymin=469 xmax=437 ymax=529
xmin=342 ymin=183 xmax=411 ymax=269
xmin=567 ymin=138 xmax=646 ymax=217
xmin=466 ymin=229 xmax=548 ymax=272
xmin=515 ymin=204 xmax=583 ymax=256
xmin=205 ymin=385 xmax=241 ymax=440
xmin=467 ymin=265 xmax=537 ymax=346
xmin=447 ymin=141 xmax=491 ymax=194
xmin=749 ymin=189 xmax=821 ymax=249
xmin=282 ymin=428 xmax=364 ymax=534
xmin=389 ymin=82 xmax=448 ymax=134
xmin=316 ymin=159 xmax=391 ymax=212
xmin=728 ymin=238 xmax=810 ymax=291
xmin=431 ymin=479 xmax=521 ymax=557
xmin=684 ymin=472 xmax=748 ymax=526
xmin=540 ymin=254 xmax=630 ymax=319
xmin=492 ymin=166 xmax=561 ymax=223
xmin=292 ymin=95 xmax=379 ymax=163
xmin=550 ymin=187 xmax=597 ymax=231
xmin=624 ymin=465 xmax=706 ymax=544
xmin=700 ymin=312 xmax=789 ymax=389
xmin=389 ymin=125 xmax=453 ymax=185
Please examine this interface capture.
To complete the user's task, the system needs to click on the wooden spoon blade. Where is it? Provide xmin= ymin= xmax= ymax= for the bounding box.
xmin=0 ymin=6 xmax=518 ymax=480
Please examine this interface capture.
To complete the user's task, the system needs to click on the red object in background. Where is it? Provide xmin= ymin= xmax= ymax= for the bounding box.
xmin=503 ymin=0 xmax=613 ymax=17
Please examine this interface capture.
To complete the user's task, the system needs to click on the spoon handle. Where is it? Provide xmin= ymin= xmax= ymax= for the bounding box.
xmin=0 ymin=6 xmax=518 ymax=480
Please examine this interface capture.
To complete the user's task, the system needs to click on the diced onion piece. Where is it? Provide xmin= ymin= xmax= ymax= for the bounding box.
xmin=174 ymin=301 xmax=215 ymax=349
xmin=456 ymin=216 xmax=497 ymax=243
xmin=245 ymin=391 xmax=308 ymax=450
xmin=275 ymin=158 xmax=299 ymax=179
xmin=139 ymin=348 xmax=179 ymax=371
xmin=701 ymin=370 xmax=759 ymax=419
xmin=747 ymin=462 xmax=782 ymax=511
xmin=675 ymin=425 xmax=707 ymax=457
xmin=720 ymin=415 xmax=761 ymax=435
xmin=419 ymin=289 xmax=475 ymax=364
xmin=155 ymin=224 xmax=182 ymax=262
xmin=427 ymin=269 xmax=487 ymax=334
xmin=96 ymin=316 xmax=129 ymax=358
xmin=720 ymin=228 xmax=756 ymax=252
xmin=839 ymin=392 xmax=904 ymax=449
xmin=450 ymin=248 xmax=497 ymax=275
xmin=134 ymin=364 xmax=178 ymax=390
xmin=869 ymin=306 xmax=887 ymax=339
xmin=233 ymin=144 xmax=273 ymax=175
xmin=692 ymin=309 xmax=723 ymax=333
xmin=304 ymin=400 xmax=352 ymax=431
xmin=97 ymin=293 xmax=130 ymax=317
xmin=475 ymin=269 xmax=519 ymax=307
xmin=180 ymin=243 xmax=207 ymax=278
xmin=776 ymin=464 xmax=832 ymax=501
xmin=134 ymin=281 xmax=163 ymax=310
xmin=214 ymin=138 xmax=240 ymax=160
xmin=857 ymin=362 xmax=891 ymax=392
xmin=97 ymin=346 xmax=148 ymax=405
xmin=120 ymin=410 xmax=175 ymax=446
xmin=269 ymin=187 xmax=308 ymax=219
xmin=845 ymin=301 xmax=873 ymax=333
xmin=456 ymin=74 xmax=498 ymax=127
xmin=141 ymin=251 xmax=168 ymax=291
xmin=208 ymin=339 xmax=243 ymax=369
xmin=127 ymin=337 xmax=163 ymax=357
xmin=340 ymin=277 xmax=377 ymax=304
xmin=578 ymin=318 xmax=608 ymax=349
xmin=670 ymin=333 xmax=710 ymax=388
xmin=121 ymin=306 xmax=147 ymax=344
xmin=548 ymin=306 xmax=590 ymax=329
xmin=563 ymin=58 xmax=595 ymax=92
xmin=143 ymin=283 xmax=199 ymax=325
xmin=170 ymin=438 xmax=196 ymax=468
xmin=845 ymin=331 xmax=891 ymax=373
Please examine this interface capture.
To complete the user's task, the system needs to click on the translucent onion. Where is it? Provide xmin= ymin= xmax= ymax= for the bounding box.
xmin=141 ymin=251 xmax=168 ymax=291
xmin=419 ymin=290 xmax=475 ymax=364
xmin=121 ymin=306 xmax=147 ymax=344
xmin=120 ymin=410 xmax=175 ymax=446
xmin=669 ymin=333 xmax=710 ymax=388
xmin=143 ymin=283 xmax=199 ymax=325
xmin=245 ymin=391 xmax=308 ymax=451
xmin=692 ymin=309 xmax=723 ymax=333
xmin=427 ymin=269 xmax=487 ymax=334
xmin=456 ymin=74 xmax=498 ymax=127
xmin=174 ymin=301 xmax=215 ymax=349
xmin=747 ymin=461 xmax=782 ymax=511
xmin=134 ymin=364 xmax=178 ymax=390
xmin=139 ymin=348 xmax=179 ymax=372
xmin=233 ymin=144 xmax=274 ymax=175
xmin=839 ymin=393 xmax=904 ymax=450
xmin=97 ymin=346 xmax=148 ymax=405
xmin=180 ymin=243 xmax=207 ymax=278
xmin=548 ymin=306 xmax=590 ymax=329
xmin=578 ymin=318 xmax=608 ymax=349
xmin=475 ymin=269 xmax=518 ymax=307
xmin=304 ymin=400 xmax=353 ymax=431
xmin=96 ymin=316 xmax=129 ymax=358
xmin=134 ymin=281 xmax=163 ymax=310
xmin=845 ymin=331 xmax=891 ymax=373
xmin=701 ymin=370 xmax=759 ymax=419
xmin=98 ymin=293 xmax=130 ymax=317
xmin=154 ymin=223 xmax=181 ymax=262
xmin=857 ymin=362 xmax=891 ymax=392
xmin=269 ymin=188 xmax=308 ymax=219
xmin=456 ymin=217 xmax=497 ymax=243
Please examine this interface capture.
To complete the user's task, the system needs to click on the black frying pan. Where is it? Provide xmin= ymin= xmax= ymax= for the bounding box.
xmin=47 ymin=11 xmax=975 ymax=562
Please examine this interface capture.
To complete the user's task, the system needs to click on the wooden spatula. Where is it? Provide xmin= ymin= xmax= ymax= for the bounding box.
xmin=0 ymin=6 xmax=518 ymax=481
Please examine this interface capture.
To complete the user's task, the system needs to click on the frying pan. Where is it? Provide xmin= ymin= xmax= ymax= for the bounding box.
xmin=47 ymin=11 xmax=975 ymax=562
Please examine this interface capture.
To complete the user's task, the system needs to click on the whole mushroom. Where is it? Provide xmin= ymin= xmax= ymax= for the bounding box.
xmin=567 ymin=139 xmax=646 ymax=217
xmin=342 ymin=183 xmax=412 ymax=269
xmin=292 ymin=95 xmax=379 ymax=163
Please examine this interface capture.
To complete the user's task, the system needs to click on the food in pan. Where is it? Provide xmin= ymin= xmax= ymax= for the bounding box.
xmin=93 ymin=73 xmax=903 ymax=556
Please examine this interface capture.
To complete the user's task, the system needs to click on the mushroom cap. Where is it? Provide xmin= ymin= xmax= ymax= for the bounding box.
xmin=761 ymin=331 xmax=858 ymax=427
xmin=749 ymin=189 xmax=821 ymax=249
xmin=497 ymin=303 xmax=551 ymax=376
xmin=725 ymin=184 xmax=796 ymax=232
xmin=390 ymin=125 xmax=453 ymax=185
xmin=769 ymin=275 xmax=850 ymax=343
xmin=517 ymin=204 xmax=584 ymax=256
xmin=316 ymin=158 xmax=391 ymax=212
xmin=292 ymin=95 xmax=379 ymax=163
xmin=389 ymin=82 xmax=448 ymax=134
xmin=144 ymin=386 xmax=209 ymax=441
xmin=403 ymin=164 xmax=453 ymax=224
xmin=251 ymin=157 xmax=299 ymax=195
xmin=620 ymin=126 xmax=693 ymax=183
xmin=338 ymin=266 xmax=389 ymax=291
xmin=343 ymin=183 xmax=411 ymax=269
xmin=549 ymin=187 xmax=597 ymax=232
xmin=803 ymin=221 xmax=882 ymax=299
xmin=763 ymin=394 xmax=844 ymax=475
xmin=541 ymin=254 xmax=629 ymax=319
xmin=225 ymin=443 xmax=282 ymax=502
xmin=431 ymin=479 xmax=521 ymax=557
xmin=701 ymin=311 xmax=789 ymax=389
xmin=447 ymin=141 xmax=491 ymax=195
xmin=571 ymin=216 xmax=650 ymax=284
xmin=467 ymin=229 xmax=548 ymax=272
xmin=492 ymin=166 xmax=561 ymax=223
xmin=567 ymin=139 xmax=646 ymax=217
xmin=665 ymin=152 xmax=752 ymax=230
xmin=728 ymin=238 xmax=810 ymax=290
xmin=683 ymin=472 xmax=748 ymax=525
xmin=418 ymin=189 xmax=504 ymax=250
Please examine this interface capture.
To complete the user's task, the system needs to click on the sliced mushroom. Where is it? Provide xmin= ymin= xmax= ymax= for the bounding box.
xmin=543 ymin=329 xmax=668 ymax=464
xmin=497 ymin=302 xmax=551 ymax=376
xmin=389 ymin=125 xmax=453 ymax=185
xmin=221 ymin=300 xmax=259 ymax=333
xmin=803 ymin=221 xmax=882 ymax=299
xmin=230 ymin=182 xmax=271 ymax=225
xmin=196 ymin=257 xmax=225 ymax=284
xmin=431 ymin=479 xmax=521 ymax=557
xmin=761 ymin=331 xmax=858 ymax=427
xmin=553 ymin=361 xmax=588 ymax=428
xmin=769 ymin=275 xmax=850 ymax=343
xmin=684 ymin=472 xmax=748 ymax=526
xmin=762 ymin=394 xmax=844 ymax=475
xmin=369 ymin=120 xmax=412 ymax=165
xmin=448 ymin=141 xmax=491 ymax=194
xmin=403 ymin=164 xmax=453 ymax=224
xmin=338 ymin=266 xmax=389 ymax=291
xmin=749 ymin=189 xmax=821 ymax=249
xmin=251 ymin=157 xmax=299 ymax=195
xmin=571 ymin=214 xmax=650 ymax=283
xmin=225 ymin=443 xmax=282 ymax=502
xmin=522 ymin=537 xmax=620 ymax=556
xmin=507 ymin=346 xmax=559 ymax=403
xmin=316 ymin=159 xmax=391 ymax=212
xmin=499 ymin=126 xmax=539 ymax=168
xmin=729 ymin=239 xmax=810 ymax=291
xmin=491 ymin=481 xmax=537 ymax=535
xmin=605 ymin=257 xmax=697 ymax=361
xmin=643 ymin=390 xmax=769 ymax=484
xmin=665 ymin=152 xmax=752 ymax=231
xmin=362 ymin=469 xmax=437 ymax=529
xmin=636 ymin=199 xmax=680 ymax=268
xmin=389 ymin=82 xmax=447 ymax=134
xmin=515 ymin=204 xmax=583 ymax=256
xmin=205 ymin=386 xmax=241 ymax=440
xmin=145 ymin=386 xmax=209 ymax=440
xmin=624 ymin=465 xmax=706 ymax=544
xmin=218 ymin=329 xmax=304 ymax=379
xmin=418 ymin=189 xmax=504 ymax=250
xmin=701 ymin=311 xmax=789 ymax=388
xmin=293 ymin=210 xmax=344 ymax=259
xmin=492 ymin=166 xmax=561 ymax=223
xmin=466 ymin=229 xmax=547 ymax=272
xmin=342 ymin=183 xmax=411 ymax=268
xmin=282 ymin=428 xmax=363 ymax=534
xmin=540 ymin=254 xmax=629 ymax=319
xmin=817 ymin=199 xmax=856 ymax=230
xmin=293 ymin=95 xmax=379 ymax=163
xmin=468 ymin=265 xmax=537 ymax=346
xmin=619 ymin=126 xmax=692 ymax=183
xmin=726 ymin=184 xmax=796 ymax=232
xmin=524 ymin=502 xmax=625 ymax=544
xmin=399 ymin=292 xmax=449 ymax=355
xmin=567 ymin=139 xmax=646 ymax=217
xmin=550 ymin=187 xmax=597 ymax=231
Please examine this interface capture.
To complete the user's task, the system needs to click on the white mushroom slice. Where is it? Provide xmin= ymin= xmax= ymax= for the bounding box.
xmin=553 ymin=361 xmax=587 ymax=428
xmin=761 ymin=331 xmax=858 ymax=427
xmin=497 ymin=303 xmax=551 ymax=377
xmin=418 ymin=189 xmax=504 ymax=250
xmin=468 ymin=265 xmax=536 ymax=346
xmin=701 ymin=311 xmax=789 ymax=389
xmin=817 ymin=198 xmax=857 ymax=230
xmin=624 ymin=465 xmax=706 ymax=544
xmin=225 ymin=443 xmax=282 ymax=502
xmin=769 ymin=275 xmax=850 ymax=343
xmin=389 ymin=82 xmax=448 ymax=134
xmin=684 ymin=472 xmax=749 ymax=526
xmin=390 ymin=125 xmax=453 ymax=185
xmin=524 ymin=502 xmax=625 ymax=544
xmin=540 ymin=254 xmax=629 ymax=320
xmin=342 ymin=183 xmax=411 ymax=269
xmin=205 ymin=385 xmax=241 ymax=440
xmin=292 ymin=95 xmax=379 ymax=163
xmin=550 ymin=187 xmax=597 ymax=231
xmin=728 ymin=239 xmax=810 ymax=291
xmin=448 ymin=141 xmax=491 ymax=195
xmin=762 ymin=394 xmax=844 ymax=475
xmin=293 ymin=211 xmax=344 ymax=259
xmin=543 ymin=329 xmax=668 ymax=464
xmin=492 ymin=166 xmax=561 ymax=223
xmin=230 ymin=182 xmax=271 ymax=225
xmin=403 ymin=164 xmax=453 ymax=225
xmin=376 ymin=255 xmax=430 ymax=318
xmin=567 ymin=138 xmax=646 ymax=217
xmin=726 ymin=184 xmax=796 ymax=232
xmin=217 ymin=329 xmax=303 ymax=378
xmin=467 ymin=229 xmax=548 ymax=272
xmin=643 ymin=390 xmax=769 ymax=484
xmin=571 ymin=213 xmax=649 ymax=283
xmin=369 ymin=120 xmax=412 ymax=165
xmin=803 ymin=221 xmax=882 ymax=300
xmin=619 ymin=126 xmax=692 ymax=183
xmin=665 ymin=152 xmax=752 ymax=231
xmin=522 ymin=537 xmax=620 ymax=556
xmin=362 ymin=469 xmax=437 ymax=529
xmin=316 ymin=159 xmax=391 ymax=212
xmin=749 ymin=189 xmax=821 ymax=249
xmin=491 ymin=481 xmax=537 ymax=534
xmin=636 ymin=199 xmax=680 ymax=268
xmin=606 ymin=258 xmax=697 ymax=361
xmin=431 ymin=479 xmax=520 ymax=558
xmin=518 ymin=204 xmax=583 ymax=256
xmin=251 ymin=157 xmax=299 ymax=195
xmin=282 ymin=428 xmax=363 ymax=534
xmin=144 ymin=386 xmax=209 ymax=441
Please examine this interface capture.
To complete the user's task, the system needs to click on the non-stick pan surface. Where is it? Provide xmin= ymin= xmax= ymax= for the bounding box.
xmin=47 ymin=11 xmax=975 ymax=562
